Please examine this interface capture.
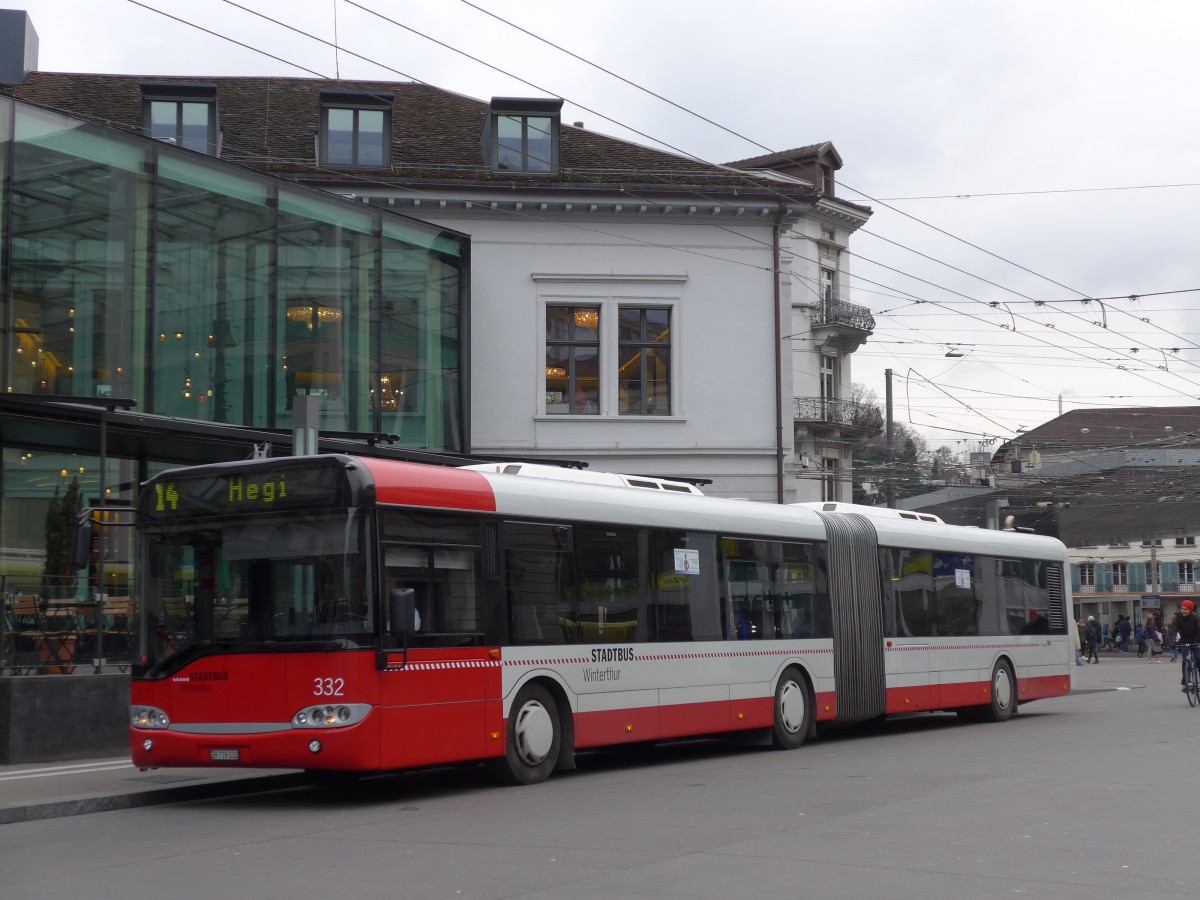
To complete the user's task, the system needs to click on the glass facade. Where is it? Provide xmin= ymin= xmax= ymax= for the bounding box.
xmin=0 ymin=96 xmax=468 ymax=620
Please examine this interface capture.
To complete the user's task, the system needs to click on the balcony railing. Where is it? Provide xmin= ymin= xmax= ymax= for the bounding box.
xmin=813 ymin=298 xmax=875 ymax=332
xmin=793 ymin=397 xmax=883 ymax=432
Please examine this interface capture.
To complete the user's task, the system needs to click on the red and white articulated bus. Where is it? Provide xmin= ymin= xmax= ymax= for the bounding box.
xmin=129 ymin=454 xmax=1074 ymax=784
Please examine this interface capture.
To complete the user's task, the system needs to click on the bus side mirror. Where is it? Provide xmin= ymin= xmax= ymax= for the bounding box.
xmin=68 ymin=510 xmax=94 ymax=572
xmin=389 ymin=588 xmax=416 ymax=638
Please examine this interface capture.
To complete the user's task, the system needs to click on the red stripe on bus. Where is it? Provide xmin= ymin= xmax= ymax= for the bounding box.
xmin=357 ymin=458 xmax=497 ymax=511
xmin=1015 ymin=672 xmax=1073 ymax=702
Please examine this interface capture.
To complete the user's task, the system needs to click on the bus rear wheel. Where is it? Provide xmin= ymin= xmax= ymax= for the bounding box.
xmin=967 ymin=660 xmax=1017 ymax=722
xmin=502 ymin=683 xmax=560 ymax=785
xmin=772 ymin=667 xmax=811 ymax=750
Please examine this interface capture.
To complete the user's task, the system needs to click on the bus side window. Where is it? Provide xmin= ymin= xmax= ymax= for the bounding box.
xmin=507 ymin=550 xmax=572 ymax=644
xmin=893 ymin=549 xmax=936 ymax=637
xmin=726 ymin=560 xmax=762 ymax=640
xmin=504 ymin=521 xmax=575 ymax=646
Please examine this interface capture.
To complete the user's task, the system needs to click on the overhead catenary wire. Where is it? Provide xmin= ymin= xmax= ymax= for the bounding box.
xmin=875 ymin=183 xmax=1200 ymax=201
xmin=431 ymin=0 xmax=1200 ymax=418
xmin=124 ymin=0 xmax=1200 ymax=442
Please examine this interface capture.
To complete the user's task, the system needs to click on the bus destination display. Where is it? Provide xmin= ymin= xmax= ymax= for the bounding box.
xmin=143 ymin=464 xmax=344 ymax=519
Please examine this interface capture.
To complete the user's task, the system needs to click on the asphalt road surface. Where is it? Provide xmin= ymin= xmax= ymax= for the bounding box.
xmin=2 ymin=657 xmax=1196 ymax=900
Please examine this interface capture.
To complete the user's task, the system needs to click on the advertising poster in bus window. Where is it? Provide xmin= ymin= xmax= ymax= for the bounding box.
xmin=674 ymin=548 xmax=699 ymax=575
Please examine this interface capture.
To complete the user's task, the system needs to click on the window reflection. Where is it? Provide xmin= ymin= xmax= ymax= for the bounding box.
xmin=545 ymin=306 xmax=600 ymax=415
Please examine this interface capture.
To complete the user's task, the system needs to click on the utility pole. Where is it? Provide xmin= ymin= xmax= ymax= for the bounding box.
xmin=885 ymin=368 xmax=896 ymax=509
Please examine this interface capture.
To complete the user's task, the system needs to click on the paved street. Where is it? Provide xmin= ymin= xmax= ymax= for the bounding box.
xmin=2 ymin=653 xmax=1198 ymax=899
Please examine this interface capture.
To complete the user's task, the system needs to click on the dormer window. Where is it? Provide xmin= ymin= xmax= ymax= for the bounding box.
xmin=141 ymin=83 xmax=218 ymax=155
xmin=319 ymin=91 xmax=392 ymax=167
xmin=482 ymin=97 xmax=562 ymax=173
xmin=820 ymin=164 xmax=834 ymax=195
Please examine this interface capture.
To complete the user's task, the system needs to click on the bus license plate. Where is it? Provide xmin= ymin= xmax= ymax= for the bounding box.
xmin=210 ymin=748 xmax=240 ymax=762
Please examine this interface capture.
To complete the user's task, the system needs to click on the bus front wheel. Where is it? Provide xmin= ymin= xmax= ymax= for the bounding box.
xmin=772 ymin=667 xmax=811 ymax=750
xmin=502 ymin=683 xmax=561 ymax=785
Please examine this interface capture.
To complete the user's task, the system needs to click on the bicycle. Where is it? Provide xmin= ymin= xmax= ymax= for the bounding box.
xmin=1179 ymin=643 xmax=1200 ymax=707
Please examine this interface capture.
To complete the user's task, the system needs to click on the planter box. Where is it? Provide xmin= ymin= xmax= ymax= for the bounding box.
xmin=0 ymin=673 xmax=129 ymax=764
xmin=35 ymin=635 xmax=77 ymax=675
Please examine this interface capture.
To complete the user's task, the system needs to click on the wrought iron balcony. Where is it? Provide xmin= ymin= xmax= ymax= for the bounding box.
xmin=812 ymin=298 xmax=875 ymax=332
xmin=793 ymin=397 xmax=883 ymax=433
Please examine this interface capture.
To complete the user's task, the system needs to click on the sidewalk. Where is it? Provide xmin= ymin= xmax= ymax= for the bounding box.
xmin=1069 ymin=644 xmax=1179 ymax=695
xmin=0 ymin=651 xmax=1173 ymax=825
xmin=0 ymin=758 xmax=306 ymax=825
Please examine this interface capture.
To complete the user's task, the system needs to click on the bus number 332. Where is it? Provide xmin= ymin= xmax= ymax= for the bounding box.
xmin=313 ymin=677 xmax=345 ymax=697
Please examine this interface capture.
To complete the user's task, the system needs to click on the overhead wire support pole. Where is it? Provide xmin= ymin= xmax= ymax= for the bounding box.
xmin=885 ymin=369 xmax=896 ymax=509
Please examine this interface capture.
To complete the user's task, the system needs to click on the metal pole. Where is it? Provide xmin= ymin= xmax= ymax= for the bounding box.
xmin=885 ymin=368 xmax=896 ymax=509
xmin=293 ymin=396 xmax=321 ymax=456
xmin=94 ymin=408 xmax=106 ymax=673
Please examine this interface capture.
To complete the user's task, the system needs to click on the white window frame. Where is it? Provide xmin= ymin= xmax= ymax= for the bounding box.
xmin=1113 ymin=562 xmax=1128 ymax=586
xmin=533 ymin=275 xmax=685 ymax=419
xmin=1079 ymin=563 xmax=1095 ymax=587
xmin=820 ymin=266 xmax=836 ymax=303
xmin=820 ymin=456 xmax=839 ymax=503
xmin=820 ymin=353 xmax=837 ymax=402
xmin=1181 ymin=561 xmax=1195 ymax=585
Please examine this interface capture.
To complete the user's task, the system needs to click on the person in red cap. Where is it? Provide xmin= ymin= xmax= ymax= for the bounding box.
xmin=1022 ymin=609 xmax=1050 ymax=635
xmin=1170 ymin=600 xmax=1200 ymax=688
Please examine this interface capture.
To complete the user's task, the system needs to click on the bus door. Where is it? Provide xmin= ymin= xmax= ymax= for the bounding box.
xmin=378 ymin=543 xmax=492 ymax=769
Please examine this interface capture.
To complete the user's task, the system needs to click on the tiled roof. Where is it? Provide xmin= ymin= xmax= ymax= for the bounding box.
xmin=726 ymin=142 xmax=841 ymax=169
xmin=1005 ymin=406 xmax=1200 ymax=453
xmin=5 ymin=72 xmax=817 ymax=197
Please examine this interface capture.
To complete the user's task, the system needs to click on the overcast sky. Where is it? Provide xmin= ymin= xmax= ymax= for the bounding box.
xmin=11 ymin=0 xmax=1200 ymax=454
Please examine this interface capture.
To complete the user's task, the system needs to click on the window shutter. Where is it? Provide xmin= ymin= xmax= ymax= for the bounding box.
xmin=1130 ymin=562 xmax=1147 ymax=592
xmin=1161 ymin=562 xmax=1180 ymax=592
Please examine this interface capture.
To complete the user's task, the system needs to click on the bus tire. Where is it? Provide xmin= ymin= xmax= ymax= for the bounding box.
xmin=772 ymin=667 xmax=810 ymax=750
xmin=502 ymin=682 xmax=560 ymax=785
xmin=983 ymin=660 xmax=1016 ymax=722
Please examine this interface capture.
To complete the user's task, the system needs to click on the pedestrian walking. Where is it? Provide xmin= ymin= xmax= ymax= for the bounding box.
xmin=1074 ymin=617 xmax=1087 ymax=666
xmin=1085 ymin=615 xmax=1102 ymax=664
xmin=1118 ymin=615 xmax=1132 ymax=652
xmin=1146 ymin=617 xmax=1164 ymax=662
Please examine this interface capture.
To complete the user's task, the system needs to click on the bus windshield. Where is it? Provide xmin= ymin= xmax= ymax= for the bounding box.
xmin=137 ymin=509 xmax=374 ymax=674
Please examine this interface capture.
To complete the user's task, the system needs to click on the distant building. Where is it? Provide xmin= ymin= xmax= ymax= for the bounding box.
xmin=901 ymin=404 xmax=1200 ymax=548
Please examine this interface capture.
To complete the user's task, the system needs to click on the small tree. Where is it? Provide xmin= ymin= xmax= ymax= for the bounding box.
xmin=43 ymin=476 xmax=82 ymax=598
xmin=852 ymin=419 xmax=931 ymax=504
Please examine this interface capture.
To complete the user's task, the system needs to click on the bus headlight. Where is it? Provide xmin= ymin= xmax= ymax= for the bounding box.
xmin=131 ymin=706 xmax=170 ymax=729
xmin=291 ymin=703 xmax=370 ymax=729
